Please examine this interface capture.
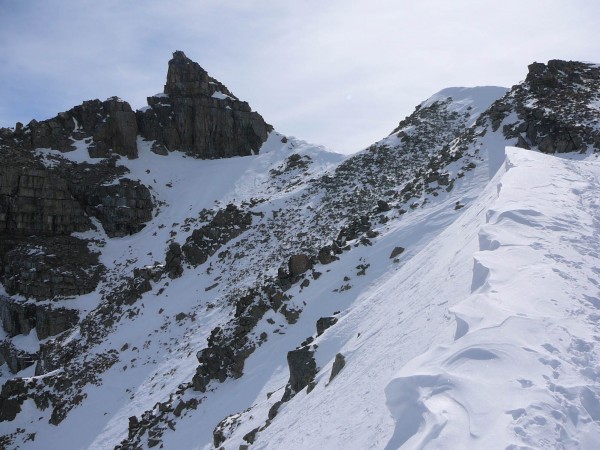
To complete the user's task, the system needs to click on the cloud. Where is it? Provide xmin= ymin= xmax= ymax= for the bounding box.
xmin=1 ymin=0 xmax=599 ymax=153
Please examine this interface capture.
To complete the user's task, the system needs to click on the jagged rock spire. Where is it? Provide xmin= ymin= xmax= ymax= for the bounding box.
xmin=138 ymin=51 xmax=272 ymax=159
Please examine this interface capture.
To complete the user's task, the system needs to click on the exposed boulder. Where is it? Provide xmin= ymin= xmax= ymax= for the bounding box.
xmin=137 ymin=51 xmax=272 ymax=159
xmin=282 ymin=346 xmax=317 ymax=401
xmin=390 ymin=246 xmax=405 ymax=259
xmin=317 ymin=245 xmax=336 ymax=265
xmin=288 ymin=254 xmax=312 ymax=277
xmin=377 ymin=200 xmax=391 ymax=212
xmin=329 ymin=353 xmax=346 ymax=382
xmin=165 ymin=242 xmax=183 ymax=279
xmin=316 ymin=316 xmax=338 ymax=336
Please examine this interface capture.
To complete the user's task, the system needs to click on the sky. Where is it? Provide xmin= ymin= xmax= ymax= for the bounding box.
xmin=1 ymin=1 xmax=599 ymax=154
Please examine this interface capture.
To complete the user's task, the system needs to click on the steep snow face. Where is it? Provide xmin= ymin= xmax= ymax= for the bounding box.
xmin=246 ymin=149 xmax=600 ymax=449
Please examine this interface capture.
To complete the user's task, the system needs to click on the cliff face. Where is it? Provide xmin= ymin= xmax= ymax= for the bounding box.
xmin=137 ymin=51 xmax=272 ymax=158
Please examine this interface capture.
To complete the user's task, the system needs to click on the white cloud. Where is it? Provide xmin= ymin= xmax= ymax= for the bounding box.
xmin=1 ymin=0 xmax=599 ymax=153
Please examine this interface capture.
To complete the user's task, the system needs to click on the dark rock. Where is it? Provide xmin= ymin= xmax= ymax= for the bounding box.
xmin=316 ymin=316 xmax=338 ymax=336
xmin=336 ymin=216 xmax=371 ymax=245
xmin=243 ymin=427 xmax=259 ymax=444
xmin=182 ymin=204 xmax=252 ymax=266
xmin=0 ymin=296 xmax=36 ymax=336
xmin=173 ymin=401 xmax=185 ymax=417
xmin=147 ymin=437 xmax=161 ymax=448
xmin=390 ymin=246 xmax=405 ymax=259
xmin=377 ymin=200 xmax=391 ymax=212
xmin=137 ymin=51 xmax=272 ymax=159
xmin=24 ymin=98 xmax=138 ymax=158
xmin=88 ymin=98 xmax=138 ymax=159
xmin=0 ymin=236 xmax=103 ymax=300
xmin=0 ymin=340 xmax=36 ymax=373
xmin=0 ymin=378 xmax=28 ymax=421
xmin=68 ymin=177 xmax=153 ymax=238
xmin=288 ymin=254 xmax=312 ymax=277
xmin=329 ymin=353 xmax=346 ymax=382
xmin=165 ymin=242 xmax=183 ymax=279
xmin=0 ymin=164 xmax=91 ymax=236
xmin=150 ymin=141 xmax=169 ymax=156
xmin=268 ymin=400 xmax=283 ymax=420
xmin=128 ymin=416 xmax=140 ymax=438
xmin=282 ymin=346 xmax=317 ymax=401
xmin=35 ymin=306 xmax=79 ymax=340
xmin=280 ymin=304 xmax=301 ymax=324
xmin=317 ymin=245 xmax=336 ymax=265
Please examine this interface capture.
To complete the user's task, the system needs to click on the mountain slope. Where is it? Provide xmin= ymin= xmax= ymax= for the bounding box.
xmin=1 ymin=58 xmax=600 ymax=450
xmin=251 ymin=147 xmax=600 ymax=449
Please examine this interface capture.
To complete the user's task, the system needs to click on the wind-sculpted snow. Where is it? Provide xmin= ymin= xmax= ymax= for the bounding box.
xmin=384 ymin=148 xmax=600 ymax=449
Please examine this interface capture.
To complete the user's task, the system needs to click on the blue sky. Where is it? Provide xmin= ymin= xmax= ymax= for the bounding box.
xmin=1 ymin=0 xmax=599 ymax=154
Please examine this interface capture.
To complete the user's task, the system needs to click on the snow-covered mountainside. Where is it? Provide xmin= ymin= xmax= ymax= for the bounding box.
xmin=1 ymin=56 xmax=599 ymax=449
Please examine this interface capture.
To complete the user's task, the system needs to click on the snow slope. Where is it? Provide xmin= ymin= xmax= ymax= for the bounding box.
xmin=247 ymin=148 xmax=600 ymax=449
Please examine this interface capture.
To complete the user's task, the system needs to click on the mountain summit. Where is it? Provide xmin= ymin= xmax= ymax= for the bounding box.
xmin=1 ymin=58 xmax=600 ymax=450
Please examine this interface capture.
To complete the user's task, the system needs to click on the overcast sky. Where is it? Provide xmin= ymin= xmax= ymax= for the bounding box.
xmin=1 ymin=1 xmax=599 ymax=154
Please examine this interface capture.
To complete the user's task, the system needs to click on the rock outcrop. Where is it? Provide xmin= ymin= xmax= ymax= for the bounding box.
xmin=137 ymin=51 xmax=272 ymax=158
xmin=8 ymin=97 xmax=139 ymax=159
xmin=282 ymin=345 xmax=317 ymax=401
xmin=498 ymin=60 xmax=600 ymax=154
xmin=0 ymin=296 xmax=80 ymax=340
xmin=0 ymin=148 xmax=92 ymax=236
xmin=0 ymin=236 xmax=103 ymax=300
xmin=182 ymin=204 xmax=252 ymax=266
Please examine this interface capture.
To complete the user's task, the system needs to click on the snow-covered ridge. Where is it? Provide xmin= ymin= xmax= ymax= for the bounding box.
xmin=251 ymin=148 xmax=600 ymax=449
xmin=385 ymin=148 xmax=600 ymax=449
xmin=419 ymin=86 xmax=508 ymax=126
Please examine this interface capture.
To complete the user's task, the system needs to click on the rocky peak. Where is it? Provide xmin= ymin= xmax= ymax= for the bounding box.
xmin=164 ymin=51 xmax=237 ymax=101
xmin=488 ymin=59 xmax=600 ymax=154
xmin=138 ymin=51 xmax=272 ymax=159
xmin=525 ymin=59 xmax=593 ymax=90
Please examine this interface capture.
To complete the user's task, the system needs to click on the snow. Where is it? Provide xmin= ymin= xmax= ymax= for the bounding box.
xmin=420 ymin=86 xmax=508 ymax=126
xmin=4 ymin=85 xmax=600 ymax=450
xmin=35 ymin=138 xmax=100 ymax=165
xmin=211 ymin=91 xmax=232 ymax=100
xmin=249 ymin=148 xmax=600 ymax=449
